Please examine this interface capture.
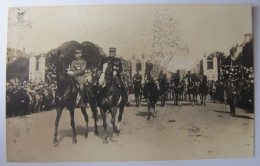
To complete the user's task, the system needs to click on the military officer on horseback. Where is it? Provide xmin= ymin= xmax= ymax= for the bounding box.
xmin=186 ymin=71 xmax=192 ymax=83
xmin=100 ymin=47 xmax=129 ymax=106
xmin=133 ymin=69 xmax=142 ymax=84
xmin=67 ymin=49 xmax=93 ymax=107
xmin=158 ymin=70 xmax=164 ymax=83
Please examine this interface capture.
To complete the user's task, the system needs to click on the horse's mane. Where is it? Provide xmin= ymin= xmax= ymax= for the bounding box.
xmin=52 ymin=50 xmax=74 ymax=97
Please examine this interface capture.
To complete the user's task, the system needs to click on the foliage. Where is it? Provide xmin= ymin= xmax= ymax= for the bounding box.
xmin=7 ymin=57 xmax=29 ymax=82
xmin=46 ymin=40 xmax=105 ymax=69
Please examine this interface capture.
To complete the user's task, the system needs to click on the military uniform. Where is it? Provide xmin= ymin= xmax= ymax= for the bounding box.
xmin=101 ymin=47 xmax=129 ymax=104
xmin=200 ymin=75 xmax=207 ymax=87
xmin=225 ymin=83 xmax=238 ymax=116
xmin=68 ymin=49 xmax=93 ymax=107
xmin=157 ymin=73 xmax=163 ymax=82
xmin=133 ymin=72 xmax=142 ymax=83
xmin=70 ymin=57 xmax=86 ymax=91
xmin=175 ymin=73 xmax=181 ymax=86
xmin=104 ymin=56 xmax=123 ymax=79
xmin=186 ymin=72 xmax=192 ymax=83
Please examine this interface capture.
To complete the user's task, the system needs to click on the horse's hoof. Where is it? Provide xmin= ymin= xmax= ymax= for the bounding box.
xmin=72 ymin=139 xmax=77 ymax=144
xmin=53 ymin=138 xmax=59 ymax=147
xmin=104 ymin=124 xmax=107 ymax=131
xmin=103 ymin=135 xmax=108 ymax=144
xmin=95 ymin=130 xmax=99 ymax=135
xmin=84 ymin=132 xmax=88 ymax=138
xmin=113 ymin=126 xmax=118 ymax=133
xmin=114 ymin=130 xmax=120 ymax=136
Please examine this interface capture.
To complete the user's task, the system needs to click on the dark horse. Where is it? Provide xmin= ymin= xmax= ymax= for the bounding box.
xmin=133 ymin=80 xmax=142 ymax=107
xmin=158 ymin=74 xmax=169 ymax=107
xmin=97 ymin=62 xmax=125 ymax=134
xmin=198 ymin=75 xmax=208 ymax=106
xmin=52 ymin=51 xmax=98 ymax=146
xmin=187 ymin=80 xmax=198 ymax=106
xmin=171 ymin=74 xmax=183 ymax=106
xmin=143 ymin=73 xmax=159 ymax=120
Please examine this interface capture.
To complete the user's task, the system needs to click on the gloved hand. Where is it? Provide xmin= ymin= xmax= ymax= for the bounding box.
xmin=67 ymin=71 xmax=74 ymax=76
xmin=113 ymin=71 xmax=117 ymax=76
xmin=99 ymin=73 xmax=105 ymax=86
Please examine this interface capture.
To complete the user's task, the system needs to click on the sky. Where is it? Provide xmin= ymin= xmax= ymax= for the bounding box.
xmin=7 ymin=5 xmax=252 ymax=71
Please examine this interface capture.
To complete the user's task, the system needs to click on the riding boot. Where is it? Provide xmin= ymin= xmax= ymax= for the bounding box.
xmin=78 ymin=91 xmax=86 ymax=108
xmin=78 ymin=83 xmax=86 ymax=108
xmin=86 ymin=84 xmax=94 ymax=98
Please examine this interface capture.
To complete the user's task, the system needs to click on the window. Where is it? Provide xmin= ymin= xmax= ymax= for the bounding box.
xmin=136 ymin=62 xmax=141 ymax=71
xmin=36 ymin=61 xmax=39 ymax=70
xmin=207 ymin=59 xmax=213 ymax=69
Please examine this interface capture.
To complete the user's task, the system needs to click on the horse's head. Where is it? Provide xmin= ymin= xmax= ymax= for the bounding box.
xmin=89 ymin=68 xmax=100 ymax=86
xmin=144 ymin=72 xmax=151 ymax=83
xmin=50 ymin=50 xmax=68 ymax=74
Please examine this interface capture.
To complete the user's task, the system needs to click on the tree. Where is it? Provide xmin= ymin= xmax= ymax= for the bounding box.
xmin=152 ymin=8 xmax=189 ymax=71
xmin=242 ymin=39 xmax=253 ymax=67
xmin=46 ymin=40 xmax=105 ymax=69
xmin=7 ymin=57 xmax=29 ymax=82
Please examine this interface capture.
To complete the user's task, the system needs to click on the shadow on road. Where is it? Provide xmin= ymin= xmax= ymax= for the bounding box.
xmin=233 ymin=115 xmax=254 ymax=120
xmin=58 ymin=125 xmax=118 ymax=144
xmin=213 ymin=110 xmax=230 ymax=114
xmin=135 ymin=111 xmax=149 ymax=119
xmin=213 ymin=110 xmax=254 ymax=120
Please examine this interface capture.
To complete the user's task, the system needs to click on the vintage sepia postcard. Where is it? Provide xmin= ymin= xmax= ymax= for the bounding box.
xmin=6 ymin=5 xmax=254 ymax=162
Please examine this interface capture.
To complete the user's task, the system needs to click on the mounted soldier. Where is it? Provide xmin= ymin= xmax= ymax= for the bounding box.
xmin=133 ymin=69 xmax=142 ymax=106
xmin=133 ymin=69 xmax=142 ymax=85
xmin=67 ymin=49 xmax=94 ymax=107
xmin=186 ymin=70 xmax=192 ymax=83
xmin=175 ymin=70 xmax=182 ymax=86
xmin=52 ymin=49 xmax=98 ymax=145
xmin=157 ymin=70 xmax=164 ymax=84
xmin=99 ymin=47 xmax=129 ymax=106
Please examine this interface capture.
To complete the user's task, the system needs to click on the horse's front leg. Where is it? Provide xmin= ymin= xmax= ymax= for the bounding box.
xmin=204 ymin=94 xmax=207 ymax=106
xmin=192 ymin=94 xmax=195 ymax=107
xmin=90 ymin=100 xmax=99 ymax=135
xmin=161 ymin=95 xmax=163 ymax=107
xmin=100 ymin=108 xmax=107 ymax=131
xmin=118 ymin=102 xmax=125 ymax=132
xmin=135 ymin=94 xmax=138 ymax=107
xmin=69 ymin=108 xmax=77 ymax=144
xmin=111 ymin=106 xmax=119 ymax=134
xmin=81 ymin=107 xmax=89 ymax=138
xmin=147 ymin=99 xmax=151 ymax=120
xmin=200 ymin=94 xmax=203 ymax=105
xmin=53 ymin=106 xmax=63 ymax=146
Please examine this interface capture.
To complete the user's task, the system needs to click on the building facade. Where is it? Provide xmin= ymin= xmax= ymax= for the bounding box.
xmin=29 ymin=54 xmax=46 ymax=83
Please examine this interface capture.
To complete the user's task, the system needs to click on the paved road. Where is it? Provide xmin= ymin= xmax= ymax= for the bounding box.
xmin=6 ymin=95 xmax=254 ymax=162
